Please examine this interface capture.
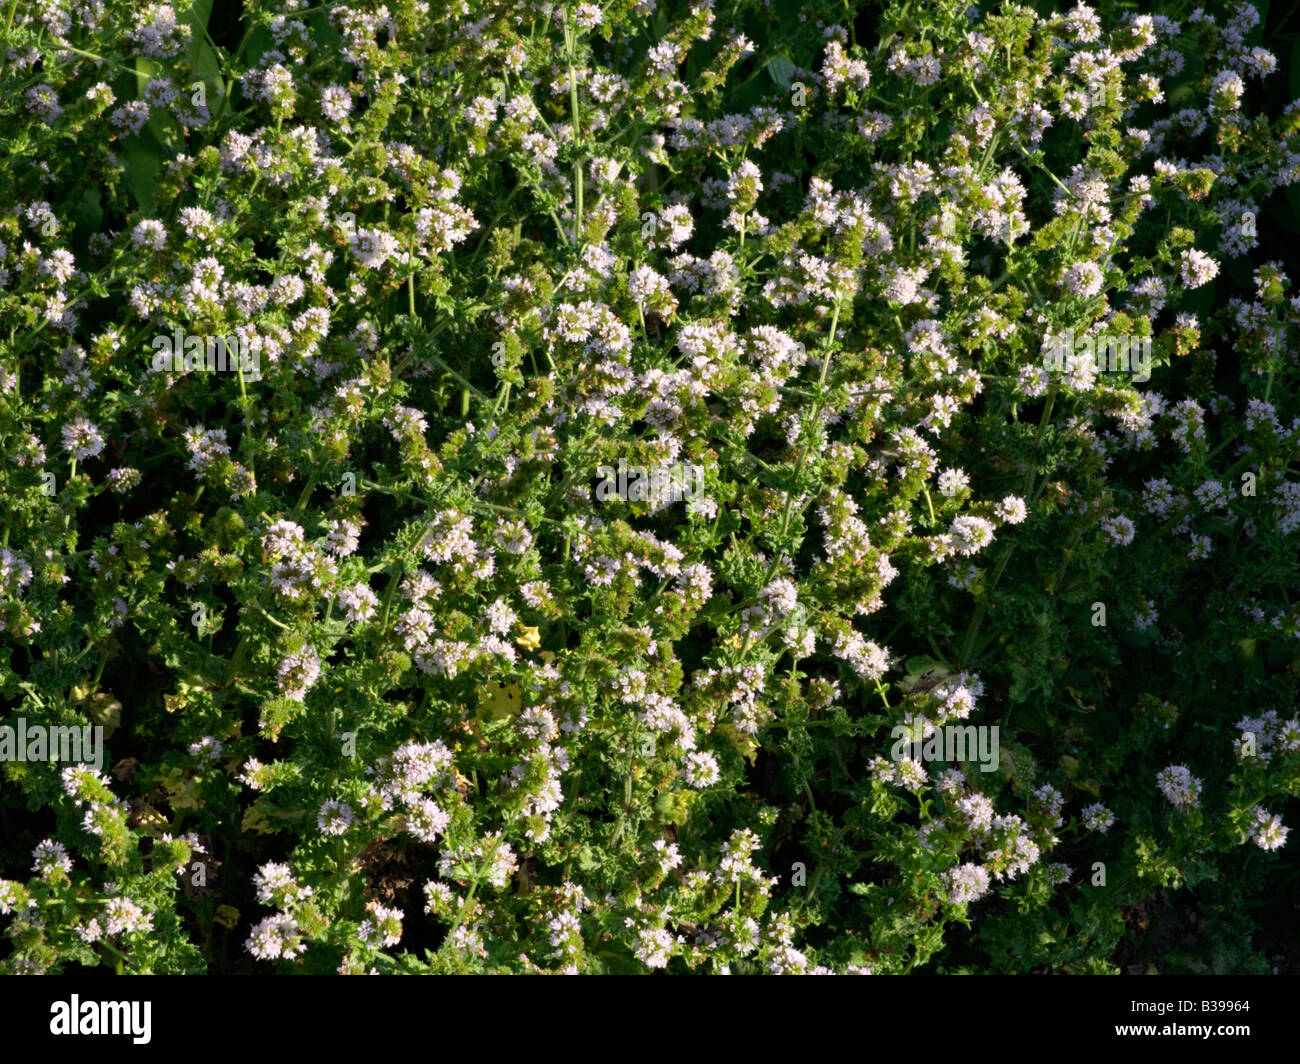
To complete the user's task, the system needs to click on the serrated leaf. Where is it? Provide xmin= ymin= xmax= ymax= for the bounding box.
xmin=241 ymin=802 xmax=277 ymax=835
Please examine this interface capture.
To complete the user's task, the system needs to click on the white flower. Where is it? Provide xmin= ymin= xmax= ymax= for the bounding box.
xmin=130 ymin=217 xmax=166 ymax=248
xmin=1156 ymin=765 xmax=1201 ymax=809
xmin=1250 ymin=806 xmax=1288 ymax=851
xmin=246 ymin=913 xmax=306 ymax=960
xmin=995 ymin=495 xmax=1027 ymax=524
xmin=683 ymin=751 xmax=720 ymax=788
xmin=944 ymin=862 xmax=991 ymax=905
xmin=1082 ymin=802 xmax=1115 ymax=833
xmin=1179 ymin=249 xmax=1219 ymax=288
xmin=317 ymin=799 xmax=355 ymax=835
xmin=61 ymin=418 xmax=105 ymax=460
xmin=634 ymin=927 xmax=677 ymax=969
xmin=1062 ymin=261 xmax=1104 ymax=296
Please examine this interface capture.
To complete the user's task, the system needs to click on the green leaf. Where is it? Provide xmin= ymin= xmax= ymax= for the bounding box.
xmin=1184 ymin=858 xmax=1219 ymax=887
xmin=71 ymin=186 xmax=103 ymax=245
xmin=1284 ymin=187 xmax=1300 ymax=234
xmin=766 ymin=55 xmax=797 ymax=90
xmin=242 ymin=26 xmax=274 ymax=69
xmin=1183 ymin=278 xmax=1216 ymax=321
xmin=904 ymin=654 xmax=943 ymax=677
xmin=182 ymin=0 xmax=222 ymax=84
xmin=189 ymin=38 xmax=224 ymax=84
xmin=123 ymin=138 xmax=163 ymax=213
xmin=185 ymin=0 xmax=214 ymax=28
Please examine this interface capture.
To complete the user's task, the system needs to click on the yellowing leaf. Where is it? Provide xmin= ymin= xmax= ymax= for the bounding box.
xmin=161 ymin=767 xmax=203 ymax=811
xmin=84 ymin=692 xmax=123 ymax=739
xmin=134 ymin=803 xmax=169 ymax=838
xmin=1065 ymin=686 xmax=1096 ymax=711
xmin=717 ymin=724 xmax=758 ymax=764
xmin=515 ymin=624 xmax=541 ymax=652
xmin=241 ymin=803 xmax=276 ymax=835
xmin=477 ymin=681 xmax=522 ymax=721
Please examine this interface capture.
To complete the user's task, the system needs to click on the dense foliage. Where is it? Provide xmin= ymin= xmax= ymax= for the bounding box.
xmin=2 ymin=0 xmax=1299 ymax=974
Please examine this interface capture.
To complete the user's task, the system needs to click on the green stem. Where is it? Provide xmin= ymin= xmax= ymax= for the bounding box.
xmin=957 ymin=385 xmax=1056 ymax=667
xmin=438 ymin=834 xmax=505 ymax=960
xmin=759 ymin=298 xmax=844 ymax=592
xmin=566 ymin=13 xmax=583 ymax=242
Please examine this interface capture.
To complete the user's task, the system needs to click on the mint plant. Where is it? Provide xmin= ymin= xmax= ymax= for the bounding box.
xmin=1 ymin=0 xmax=1298 ymax=976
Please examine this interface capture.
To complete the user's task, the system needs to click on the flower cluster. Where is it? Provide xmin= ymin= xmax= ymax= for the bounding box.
xmin=1 ymin=0 xmax=1298 ymax=978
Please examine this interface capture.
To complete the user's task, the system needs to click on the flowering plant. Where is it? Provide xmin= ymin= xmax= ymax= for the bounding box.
xmin=1 ymin=0 xmax=1299 ymax=975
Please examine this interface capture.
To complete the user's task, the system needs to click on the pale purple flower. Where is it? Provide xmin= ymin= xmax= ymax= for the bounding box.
xmin=61 ymin=418 xmax=105 ymax=460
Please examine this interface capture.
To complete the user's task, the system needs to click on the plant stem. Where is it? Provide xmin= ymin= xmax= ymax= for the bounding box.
xmin=566 ymin=13 xmax=584 ymax=243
